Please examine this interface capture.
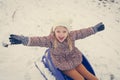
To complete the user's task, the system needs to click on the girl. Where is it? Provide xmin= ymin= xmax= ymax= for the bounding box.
xmin=9 ymin=22 xmax=105 ymax=80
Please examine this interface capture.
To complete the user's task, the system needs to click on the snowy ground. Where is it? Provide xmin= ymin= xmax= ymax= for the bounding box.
xmin=0 ymin=0 xmax=120 ymax=80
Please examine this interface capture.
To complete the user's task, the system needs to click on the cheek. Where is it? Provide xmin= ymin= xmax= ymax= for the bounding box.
xmin=65 ymin=33 xmax=68 ymax=37
xmin=55 ymin=33 xmax=59 ymax=39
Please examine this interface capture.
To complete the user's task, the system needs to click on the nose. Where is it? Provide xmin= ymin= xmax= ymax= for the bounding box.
xmin=59 ymin=33 xmax=64 ymax=37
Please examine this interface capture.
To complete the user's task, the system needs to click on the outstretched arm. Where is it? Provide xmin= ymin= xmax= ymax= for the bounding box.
xmin=27 ymin=36 xmax=51 ymax=47
xmin=70 ymin=22 xmax=105 ymax=40
xmin=9 ymin=34 xmax=52 ymax=47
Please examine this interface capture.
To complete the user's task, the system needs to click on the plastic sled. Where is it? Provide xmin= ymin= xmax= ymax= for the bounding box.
xmin=42 ymin=49 xmax=96 ymax=80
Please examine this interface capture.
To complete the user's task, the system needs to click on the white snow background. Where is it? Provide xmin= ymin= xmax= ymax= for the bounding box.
xmin=0 ymin=0 xmax=120 ymax=80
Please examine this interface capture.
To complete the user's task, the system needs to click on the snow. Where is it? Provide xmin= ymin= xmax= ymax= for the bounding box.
xmin=0 ymin=0 xmax=120 ymax=80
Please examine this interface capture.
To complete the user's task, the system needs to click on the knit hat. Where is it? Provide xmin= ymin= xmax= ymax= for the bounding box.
xmin=52 ymin=17 xmax=73 ymax=32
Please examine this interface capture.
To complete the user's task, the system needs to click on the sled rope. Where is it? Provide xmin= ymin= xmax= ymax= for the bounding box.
xmin=34 ymin=62 xmax=48 ymax=80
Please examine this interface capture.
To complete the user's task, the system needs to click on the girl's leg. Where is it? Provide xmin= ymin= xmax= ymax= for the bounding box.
xmin=76 ymin=64 xmax=98 ymax=80
xmin=63 ymin=69 xmax=84 ymax=80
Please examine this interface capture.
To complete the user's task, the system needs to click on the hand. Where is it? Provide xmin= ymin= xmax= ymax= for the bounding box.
xmin=92 ymin=22 xmax=105 ymax=33
xmin=9 ymin=34 xmax=28 ymax=45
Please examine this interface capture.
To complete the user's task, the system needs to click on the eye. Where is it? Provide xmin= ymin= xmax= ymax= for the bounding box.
xmin=56 ymin=31 xmax=60 ymax=33
xmin=63 ymin=31 xmax=67 ymax=33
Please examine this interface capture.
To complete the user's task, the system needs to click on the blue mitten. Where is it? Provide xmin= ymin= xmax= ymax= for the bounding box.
xmin=92 ymin=22 xmax=105 ymax=33
xmin=9 ymin=34 xmax=28 ymax=45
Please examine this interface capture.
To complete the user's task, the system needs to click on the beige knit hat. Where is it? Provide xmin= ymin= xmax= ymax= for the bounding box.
xmin=52 ymin=17 xmax=73 ymax=32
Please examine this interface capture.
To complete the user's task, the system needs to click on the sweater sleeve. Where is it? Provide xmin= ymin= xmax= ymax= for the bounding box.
xmin=27 ymin=35 xmax=52 ymax=47
xmin=70 ymin=27 xmax=95 ymax=40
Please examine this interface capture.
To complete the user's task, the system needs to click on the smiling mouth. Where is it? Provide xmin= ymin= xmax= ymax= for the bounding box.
xmin=59 ymin=37 xmax=64 ymax=40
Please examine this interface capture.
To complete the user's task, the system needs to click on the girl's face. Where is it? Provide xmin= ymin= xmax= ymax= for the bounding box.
xmin=54 ymin=26 xmax=69 ymax=42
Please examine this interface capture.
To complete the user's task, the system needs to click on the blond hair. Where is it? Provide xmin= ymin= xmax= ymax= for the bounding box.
xmin=51 ymin=26 xmax=73 ymax=51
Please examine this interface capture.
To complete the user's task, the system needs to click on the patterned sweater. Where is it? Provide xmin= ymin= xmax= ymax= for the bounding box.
xmin=27 ymin=27 xmax=95 ymax=71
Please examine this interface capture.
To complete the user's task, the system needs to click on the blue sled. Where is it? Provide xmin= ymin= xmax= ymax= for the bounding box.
xmin=42 ymin=49 xmax=95 ymax=80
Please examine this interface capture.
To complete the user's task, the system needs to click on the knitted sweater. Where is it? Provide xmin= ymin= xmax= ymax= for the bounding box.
xmin=27 ymin=27 xmax=95 ymax=71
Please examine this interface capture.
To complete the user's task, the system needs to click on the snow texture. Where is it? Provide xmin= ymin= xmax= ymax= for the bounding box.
xmin=0 ymin=0 xmax=120 ymax=80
